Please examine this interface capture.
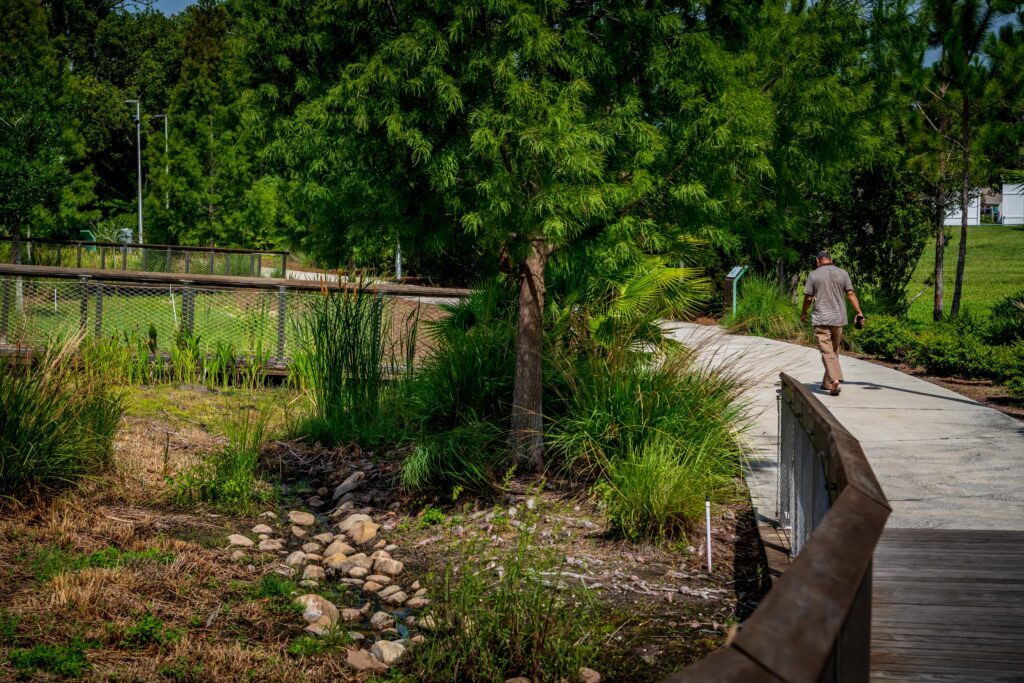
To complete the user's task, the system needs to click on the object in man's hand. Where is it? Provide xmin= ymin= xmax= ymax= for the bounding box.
xmin=854 ymin=315 xmax=865 ymax=330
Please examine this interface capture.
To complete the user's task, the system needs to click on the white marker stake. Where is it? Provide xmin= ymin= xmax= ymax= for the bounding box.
xmin=705 ymin=496 xmax=712 ymax=573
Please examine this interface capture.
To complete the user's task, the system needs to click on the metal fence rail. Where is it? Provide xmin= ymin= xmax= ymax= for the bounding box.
xmin=1 ymin=237 xmax=289 ymax=279
xmin=0 ymin=265 xmax=470 ymax=365
xmin=663 ymin=373 xmax=890 ymax=683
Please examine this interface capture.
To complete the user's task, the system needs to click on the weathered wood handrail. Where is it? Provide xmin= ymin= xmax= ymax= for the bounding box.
xmin=662 ymin=373 xmax=890 ymax=683
xmin=0 ymin=263 xmax=471 ymax=298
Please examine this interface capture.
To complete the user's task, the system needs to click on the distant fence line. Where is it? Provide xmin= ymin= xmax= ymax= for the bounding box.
xmin=0 ymin=264 xmax=469 ymax=365
xmin=1 ymin=237 xmax=289 ymax=279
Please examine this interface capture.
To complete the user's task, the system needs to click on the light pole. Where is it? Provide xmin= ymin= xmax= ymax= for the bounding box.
xmin=152 ymin=113 xmax=169 ymax=210
xmin=125 ymin=99 xmax=143 ymax=243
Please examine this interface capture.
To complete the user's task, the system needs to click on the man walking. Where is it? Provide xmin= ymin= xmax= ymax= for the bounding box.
xmin=800 ymin=251 xmax=865 ymax=396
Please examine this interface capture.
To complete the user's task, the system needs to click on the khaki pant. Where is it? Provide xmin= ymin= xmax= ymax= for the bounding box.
xmin=814 ymin=325 xmax=844 ymax=387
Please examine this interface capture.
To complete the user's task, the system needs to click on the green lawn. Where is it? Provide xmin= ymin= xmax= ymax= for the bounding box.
xmin=907 ymin=224 xmax=1024 ymax=323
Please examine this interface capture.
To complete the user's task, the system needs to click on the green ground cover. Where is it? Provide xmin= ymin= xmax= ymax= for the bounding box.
xmin=907 ymin=225 xmax=1024 ymax=323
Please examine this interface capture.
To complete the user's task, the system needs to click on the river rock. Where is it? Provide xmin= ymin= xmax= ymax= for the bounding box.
xmin=365 ymin=574 xmax=391 ymax=586
xmin=341 ymin=608 xmax=362 ymax=622
xmin=324 ymin=553 xmax=348 ymax=571
xmin=339 ymin=553 xmax=373 ymax=573
xmin=362 ymin=581 xmax=384 ymax=594
xmin=369 ymin=611 xmax=394 ymax=630
xmin=580 ymin=668 xmax=601 ymax=683
xmin=346 ymin=648 xmax=388 ymax=674
xmin=347 ymin=520 xmax=380 ymax=544
xmin=258 ymin=538 xmax=285 ymax=552
xmin=337 ymin=513 xmax=373 ymax=533
xmin=288 ymin=510 xmax=316 ymax=527
xmin=370 ymin=549 xmax=391 ymax=560
xmin=418 ymin=615 xmax=437 ymax=630
xmin=301 ymin=542 xmax=323 ymax=554
xmin=374 ymin=558 xmax=404 ymax=576
xmin=251 ymin=524 xmax=274 ymax=535
xmin=332 ymin=471 xmax=366 ymax=500
xmin=307 ymin=496 xmax=325 ymax=508
xmin=285 ymin=551 xmax=307 ymax=567
xmin=305 ymin=553 xmax=322 ymax=562
xmin=324 ymin=539 xmax=355 ymax=557
xmin=405 ymin=596 xmax=429 ymax=609
xmin=313 ymin=532 xmax=334 ymax=544
xmin=383 ymin=590 xmax=408 ymax=606
xmin=371 ymin=640 xmax=406 ymax=666
xmin=291 ymin=526 xmax=307 ymax=539
xmin=303 ymin=565 xmax=326 ymax=581
xmin=258 ymin=511 xmax=278 ymax=521
xmin=330 ymin=501 xmax=357 ymax=517
xmin=296 ymin=594 xmax=339 ymax=626
xmin=228 ymin=534 xmax=253 ymax=548
xmin=378 ymin=585 xmax=401 ymax=599
xmin=348 ymin=566 xmax=369 ymax=579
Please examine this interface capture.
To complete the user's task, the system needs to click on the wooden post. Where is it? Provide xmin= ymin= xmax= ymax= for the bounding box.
xmin=184 ymin=250 xmax=191 ymax=274
xmin=276 ymin=285 xmax=287 ymax=361
xmin=0 ymin=276 xmax=11 ymax=344
xmin=182 ymin=282 xmax=195 ymax=335
xmin=208 ymin=249 xmax=215 ymax=275
xmin=250 ymin=253 xmax=257 ymax=277
xmin=79 ymin=276 xmax=88 ymax=335
xmin=165 ymin=247 xmax=171 ymax=272
xmin=76 ymin=243 xmax=82 ymax=268
xmin=56 ymin=244 xmax=62 ymax=267
xmin=281 ymin=253 xmax=287 ymax=279
xmin=99 ymin=246 xmax=106 ymax=270
xmin=257 ymin=255 xmax=263 ymax=278
xmin=94 ymin=282 xmax=104 ymax=337
xmin=122 ymin=243 xmax=128 ymax=271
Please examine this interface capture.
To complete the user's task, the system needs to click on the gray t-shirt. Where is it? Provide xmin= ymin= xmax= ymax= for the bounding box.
xmin=804 ymin=264 xmax=853 ymax=326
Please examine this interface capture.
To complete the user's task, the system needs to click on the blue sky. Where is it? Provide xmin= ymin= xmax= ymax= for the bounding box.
xmin=149 ymin=0 xmax=195 ymax=15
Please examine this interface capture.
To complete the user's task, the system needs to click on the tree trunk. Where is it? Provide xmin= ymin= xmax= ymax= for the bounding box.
xmin=509 ymin=237 xmax=550 ymax=472
xmin=951 ymin=98 xmax=970 ymax=318
xmin=933 ymin=159 xmax=947 ymax=322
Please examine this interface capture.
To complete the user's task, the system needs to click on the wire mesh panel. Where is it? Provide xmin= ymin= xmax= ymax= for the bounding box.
xmin=0 ymin=276 xmax=306 ymax=362
xmin=778 ymin=385 xmax=835 ymax=557
xmin=0 ymin=239 xmax=286 ymax=278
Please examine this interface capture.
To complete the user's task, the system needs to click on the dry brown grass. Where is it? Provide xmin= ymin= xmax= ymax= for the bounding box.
xmin=0 ymin=394 xmax=361 ymax=683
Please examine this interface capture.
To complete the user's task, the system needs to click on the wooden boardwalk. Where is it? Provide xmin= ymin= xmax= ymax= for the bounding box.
xmin=871 ymin=528 xmax=1024 ymax=682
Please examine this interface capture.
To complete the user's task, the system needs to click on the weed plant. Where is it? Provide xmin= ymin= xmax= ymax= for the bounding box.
xmin=7 ymin=639 xmax=91 ymax=677
xmin=848 ymin=314 xmax=919 ymax=361
xmin=984 ymin=289 xmax=1024 ymax=346
xmin=169 ymin=403 xmax=276 ymax=514
xmin=0 ymin=337 xmax=125 ymax=501
xmin=725 ymin=274 xmax=802 ymax=340
xmin=402 ymin=522 xmax=600 ymax=682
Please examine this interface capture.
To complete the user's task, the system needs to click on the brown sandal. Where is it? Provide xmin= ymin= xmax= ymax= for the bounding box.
xmin=829 ymin=381 xmax=841 ymax=396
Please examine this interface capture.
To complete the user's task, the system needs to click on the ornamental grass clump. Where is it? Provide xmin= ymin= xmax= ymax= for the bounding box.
xmin=726 ymin=273 xmax=802 ymax=340
xmin=0 ymin=337 xmax=124 ymax=502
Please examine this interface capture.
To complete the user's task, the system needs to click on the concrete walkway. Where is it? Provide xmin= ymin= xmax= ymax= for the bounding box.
xmin=664 ymin=322 xmax=1024 ymax=531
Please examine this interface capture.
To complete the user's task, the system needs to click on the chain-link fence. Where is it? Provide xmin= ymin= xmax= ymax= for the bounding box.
xmin=0 ymin=238 xmax=288 ymax=278
xmin=0 ymin=275 xmax=321 ymax=363
xmin=0 ymin=270 xmax=465 ymax=367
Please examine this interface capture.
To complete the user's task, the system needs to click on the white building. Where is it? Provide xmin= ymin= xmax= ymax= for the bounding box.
xmin=1002 ymin=183 xmax=1024 ymax=225
xmin=944 ymin=195 xmax=981 ymax=226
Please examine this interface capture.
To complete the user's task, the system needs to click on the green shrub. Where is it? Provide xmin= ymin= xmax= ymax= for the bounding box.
xmin=848 ymin=314 xmax=919 ymax=361
xmin=403 ymin=526 xmax=600 ymax=682
xmin=725 ymin=274 xmax=801 ymax=340
xmin=984 ymin=289 xmax=1024 ymax=346
xmin=992 ymin=342 xmax=1024 ymax=398
xmin=8 ymin=639 xmax=90 ymax=678
xmin=0 ymin=338 xmax=125 ymax=501
xmin=169 ymin=404 xmax=276 ymax=514
xmin=910 ymin=323 xmax=993 ymax=378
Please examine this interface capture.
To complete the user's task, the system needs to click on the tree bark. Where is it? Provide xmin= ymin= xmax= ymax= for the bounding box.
xmin=951 ymin=97 xmax=970 ymax=318
xmin=509 ymin=237 xmax=551 ymax=472
xmin=933 ymin=160 xmax=946 ymax=323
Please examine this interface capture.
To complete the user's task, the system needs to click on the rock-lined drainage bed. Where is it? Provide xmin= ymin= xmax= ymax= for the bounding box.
xmin=226 ymin=465 xmax=427 ymax=673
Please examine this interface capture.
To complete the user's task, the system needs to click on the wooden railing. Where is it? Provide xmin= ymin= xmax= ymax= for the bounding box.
xmin=663 ymin=373 xmax=890 ymax=683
